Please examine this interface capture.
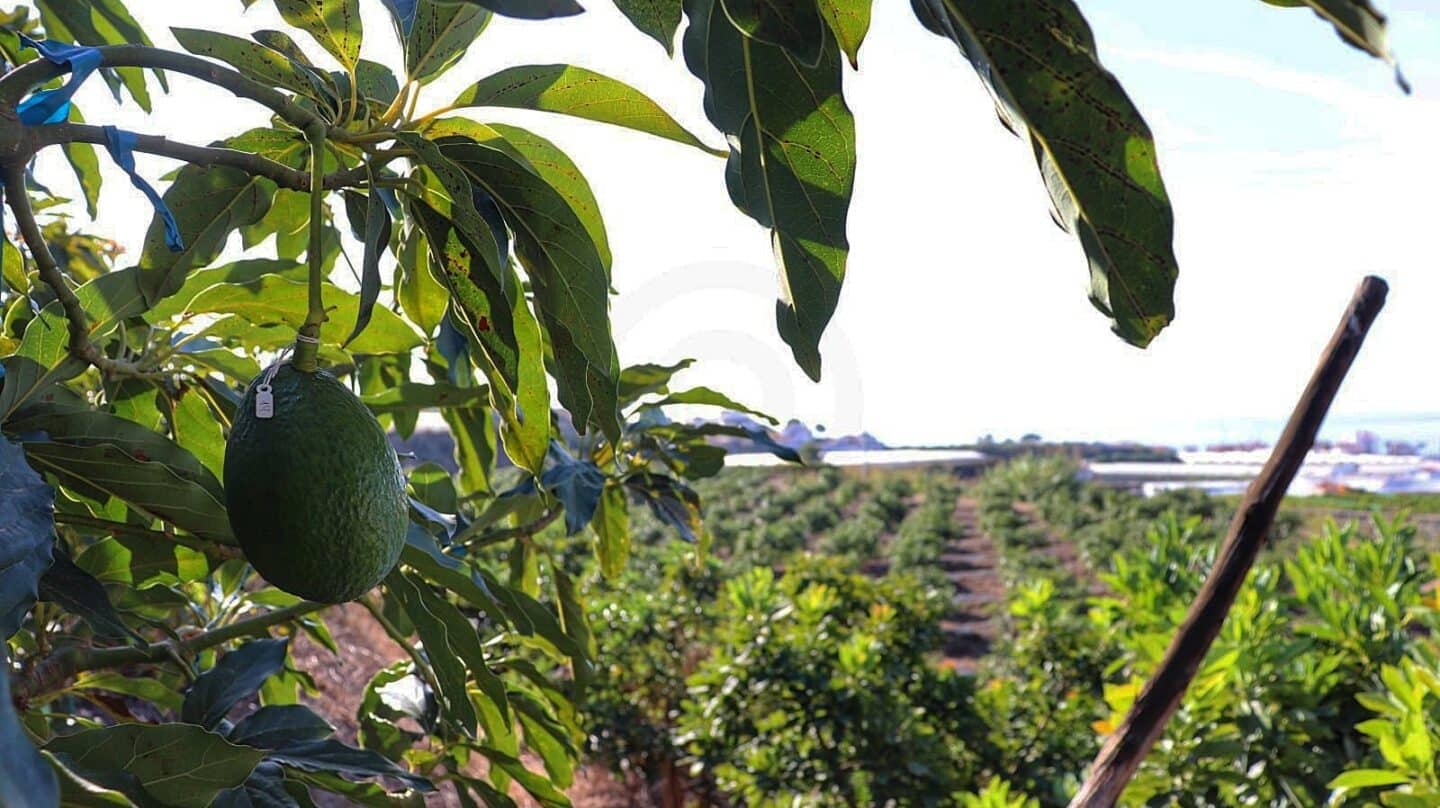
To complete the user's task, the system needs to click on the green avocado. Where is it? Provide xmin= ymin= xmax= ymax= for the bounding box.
xmin=224 ymin=364 xmax=407 ymax=603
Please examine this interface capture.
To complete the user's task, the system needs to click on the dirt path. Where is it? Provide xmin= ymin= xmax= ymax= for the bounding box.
xmin=937 ymin=497 xmax=1003 ymax=673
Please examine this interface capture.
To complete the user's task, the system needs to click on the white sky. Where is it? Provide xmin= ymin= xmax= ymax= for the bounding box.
xmin=42 ymin=0 xmax=1440 ymax=447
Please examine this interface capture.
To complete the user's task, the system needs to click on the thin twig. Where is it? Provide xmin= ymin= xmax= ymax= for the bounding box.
xmin=53 ymin=512 xmax=242 ymax=561
xmin=1069 ymin=276 xmax=1389 ymax=808
xmin=1 ymin=164 xmax=156 ymax=379
xmin=12 ymin=601 xmax=325 ymax=703
xmin=28 ymin=123 xmax=372 ymax=191
xmin=452 ymin=507 xmax=563 ymax=549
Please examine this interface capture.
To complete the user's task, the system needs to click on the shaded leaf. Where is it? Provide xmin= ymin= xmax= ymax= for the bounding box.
xmin=720 ymin=0 xmax=824 ymax=65
xmin=271 ymin=739 xmax=435 ymax=791
xmin=438 ymin=135 xmax=621 ymax=440
xmin=612 ymin=0 xmax=683 ymax=53
xmin=383 ymin=569 xmax=479 ymax=735
xmin=451 ymin=65 xmax=718 ymax=154
xmin=683 ymin=0 xmax=854 ymax=379
xmin=0 ymin=434 xmax=54 ymax=639
xmin=539 ymin=445 xmax=605 ymax=535
xmin=362 ymin=382 xmax=490 ymax=413
xmin=624 ymin=471 xmax=702 ymax=542
xmin=37 ymin=550 xmax=137 ymax=641
xmin=911 ymin=0 xmax=1177 ymax=348
xmin=1 ymin=648 xmax=57 ymax=808
xmin=1262 ymin=0 xmax=1407 ymax=91
xmin=408 ymin=199 xmax=549 ymax=473
xmin=183 ymin=638 xmax=291 ymax=730
xmin=46 ymin=724 xmax=265 ymax=808
xmin=229 ymin=705 xmax=335 ymax=750
xmin=342 ymin=181 xmax=393 ymax=348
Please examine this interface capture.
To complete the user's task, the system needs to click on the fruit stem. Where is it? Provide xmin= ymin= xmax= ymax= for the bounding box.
xmin=295 ymin=122 xmax=329 ymax=372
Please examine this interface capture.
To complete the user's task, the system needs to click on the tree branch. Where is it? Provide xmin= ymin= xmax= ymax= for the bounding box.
xmin=12 ymin=600 xmax=326 ymax=703
xmin=1069 ymin=276 xmax=1390 ymax=808
xmin=1 ymin=163 xmax=156 ymax=379
xmin=453 ymin=507 xmax=563 ymax=549
xmin=0 ymin=45 xmax=328 ymax=137
xmin=28 ymin=123 xmax=372 ymax=192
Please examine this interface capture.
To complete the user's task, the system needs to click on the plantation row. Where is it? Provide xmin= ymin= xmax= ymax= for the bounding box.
xmin=566 ymin=459 xmax=1440 ymax=806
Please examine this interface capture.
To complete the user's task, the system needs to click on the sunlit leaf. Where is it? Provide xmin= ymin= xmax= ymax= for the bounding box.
xmin=273 ymin=0 xmax=362 ymax=69
xmin=406 ymin=0 xmax=490 ymax=85
xmin=451 ymin=65 xmax=719 ymax=155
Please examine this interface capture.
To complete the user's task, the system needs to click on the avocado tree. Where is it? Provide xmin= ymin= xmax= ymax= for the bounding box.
xmin=0 ymin=0 xmax=1405 ymax=805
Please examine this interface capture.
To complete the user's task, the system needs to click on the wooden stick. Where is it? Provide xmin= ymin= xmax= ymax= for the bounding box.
xmin=1068 ymin=275 xmax=1389 ymax=808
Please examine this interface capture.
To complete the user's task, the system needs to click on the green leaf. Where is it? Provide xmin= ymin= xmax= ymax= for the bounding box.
xmin=451 ymin=0 xmax=582 ymax=20
xmin=37 ymin=551 xmax=137 ymax=642
xmin=624 ymin=471 xmax=702 ymax=542
xmin=592 ymin=481 xmax=629 ymax=579
xmin=617 ymin=359 xmax=694 ymax=407
xmin=1 ymin=647 xmax=57 ymax=808
xmin=172 ymin=27 xmax=333 ymax=101
xmin=361 ymin=382 xmax=490 ymax=413
xmin=164 ymin=275 xmax=422 ymax=355
xmin=71 ymin=672 xmax=182 ymax=713
xmin=642 ymin=385 xmax=778 ymax=424
xmin=408 ymin=463 xmax=458 ymax=514
xmin=37 ymin=1 xmax=155 ymax=112
xmin=720 ymin=0 xmax=824 ymax=65
xmin=683 ymin=0 xmax=855 ymax=380
xmin=911 ymin=0 xmax=1178 ymax=348
xmin=612 ymin=0 xmax=683 ymax=53
xmin=62 ymin=109 xmax=102 ymax=219
xmin=482 ymin=122 xmax=612 ymax=270
xmin=816 ymin=0 xmax=870 ymax=67
xmin=230 ymin=706 xmax=335 ymax=751
xmin=1327 ymin=768 xmax=1411 ymax=789
xmin=75 ymin=536 xmax=209 ymax=589
xmin=539 ymin=448 xmax=606 ymax=535
xmin=138 ymin=165 xmax=277 ymax=306
xmin=451 ymin=65 xmax=720 ymax=155
xmin=438 ymin=135 xmax=622 ymax=440
xmin=395 ymin=226 xmax=447 ymax=336
xmin=269 ymin=739 xmax=432 ymax=792
xmin=407 ymin=0 xmax=491 ymax=85
xmin=511 ymin=690 xmax=575 ymax=787
xmin=408 ymin=200 xmax=549 ymax=474
xmin=442 ymin=406 xmax=496 ymax=497
xmin=145 ymin=258 xmax=307 ymax=321
xmin=383 ymin=569 xmax=479 ymax=735
xmin=46 ymin=724 xmax=265 ymax=808
xmin=20 ymin=440 xmax=232 ymax=543
xmin=0 ymin=268 xmax=145 ymax=421
xmin=0 ymin=434 xmax=55 ymax=639
xmin=273 ymin=0 xmax=363 ymax=69
xmin=1262 ymin=0 xmax=1407 ymax=91
xmin=341 ymin=182 xmax=393 ymax=348
xmin=182 ymin=638 xmax=291 ymax=729
xmin=6 ymin=403 xmax=225 ymax=503
xmin=395 ymin=132 xmax=506 ymax=283
xmin=171 ymin=386 xmax=226 ymax=481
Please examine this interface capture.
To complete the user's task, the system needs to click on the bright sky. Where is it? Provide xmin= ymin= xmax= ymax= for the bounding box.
xmin=44 ymin=0 xmax=1440 ymax=447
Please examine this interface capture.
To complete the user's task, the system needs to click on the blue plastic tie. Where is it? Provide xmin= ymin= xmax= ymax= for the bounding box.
xmin=102 ymin=126 xmax=184 ymax=252
xmin=16 ymin=35 xmax=103 ymax=126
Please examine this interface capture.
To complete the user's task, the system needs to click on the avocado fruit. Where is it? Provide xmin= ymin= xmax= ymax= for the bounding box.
xmin=224 ymin=364 xmax=407 ymax=603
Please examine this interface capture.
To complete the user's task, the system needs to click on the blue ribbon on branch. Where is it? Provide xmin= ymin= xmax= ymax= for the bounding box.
xmin=16 ymin=35 xmax=102 ymax=125
xmin=102 ymin=126 xmax=184 ymax=252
